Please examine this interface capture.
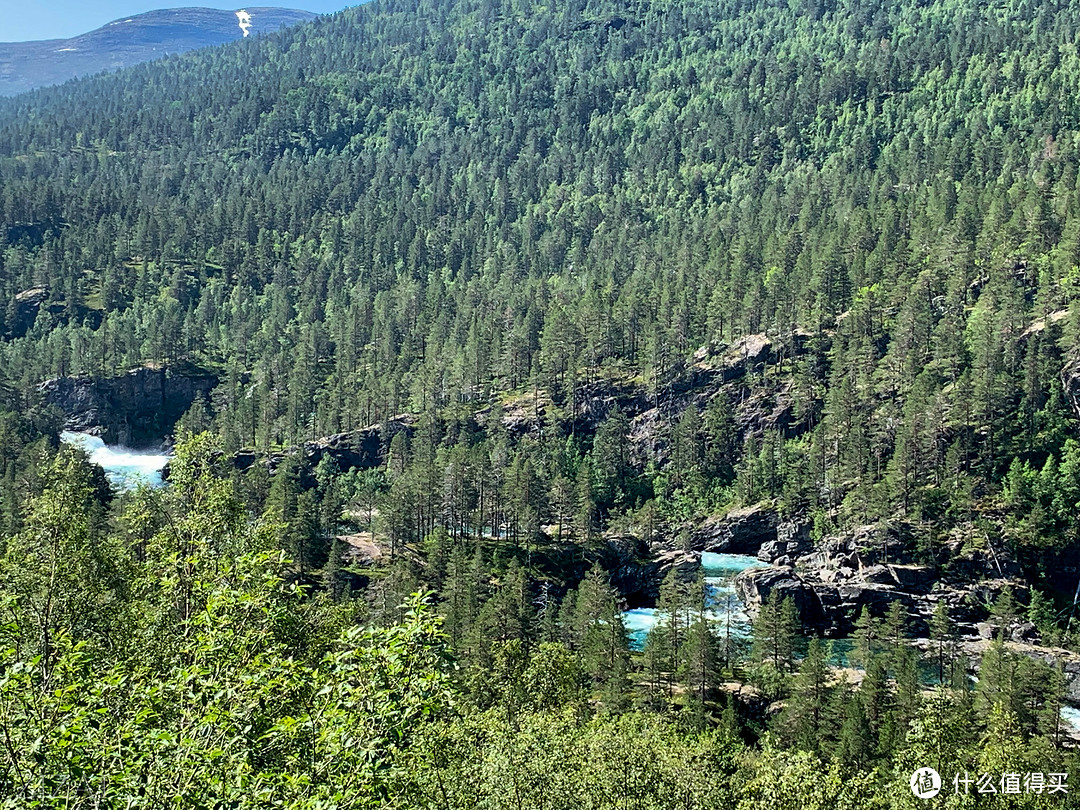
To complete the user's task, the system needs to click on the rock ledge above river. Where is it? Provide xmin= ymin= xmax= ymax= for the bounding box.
xmin=41 ymin=363 xmax=218 ymax=445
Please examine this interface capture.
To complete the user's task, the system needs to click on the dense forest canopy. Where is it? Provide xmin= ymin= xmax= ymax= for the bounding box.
xmin=4 ymin=0 xmax=1080 ymax=804
xmin=2 ymin=0 xmax=1080 ymax=562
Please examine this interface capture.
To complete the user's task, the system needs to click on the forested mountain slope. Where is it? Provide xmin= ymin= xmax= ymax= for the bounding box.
xmin=4 ymin=0 xmax=1080 ymax=803
xmin=2 ymin=0 xmax=1079 ymax=552
xmin=0 ymin=7 xmax=318 ymax=97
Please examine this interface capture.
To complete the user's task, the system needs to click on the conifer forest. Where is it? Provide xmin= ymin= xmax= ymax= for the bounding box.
xmin=4 ymin=0 xmax=1080 ymax=805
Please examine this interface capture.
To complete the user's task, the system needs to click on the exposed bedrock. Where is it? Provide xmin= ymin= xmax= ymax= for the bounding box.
xmin=598 ymin=536 xmax=700 ymax=606
xmin=691 ymin=505 xmax=780 ymax=555
xmin=232 ymin=416 xmax=415 ymax=480
xmin=734 ymin=564 xmax=826 ymax=626
xmin=1063 ymin=350 xmax=1080 ymax=420
xmin=40 ymin=363 xmax=217 ymax=445
xmin=685 ymin=504 xmax=1029 ymax=637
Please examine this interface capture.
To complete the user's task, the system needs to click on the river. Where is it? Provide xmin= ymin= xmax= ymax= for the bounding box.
xmin=48 ymin=434 xmax=1080 ymax=733
xmin=60 ymin=431 xmax=170 ymax=489
xmin=623 ymin=552 xmax=766 ymax=650
xmin=624 ymin=553 xmax=1080 ymax=735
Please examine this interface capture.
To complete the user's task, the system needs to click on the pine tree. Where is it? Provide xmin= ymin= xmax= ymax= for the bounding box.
xmin=928 ymin=599 xmax=959 ymax=686
xmin=990 ymin=587 xmax=1019 ymax=640
xmin=976 ymin=639 xmax=1020 ymax=720
xmin=1028 ymin=588 xmax=1059 ymax=645
xmin=571 ymin=564 xmax=631 ymax=708
xmin=703 ymin=391 xmax=738 ymax=483
xmin=670 ymin=405 xmax=703 ymax=489
xmin=574 ymin=465 xmax=596 ymax=543
xmin=880 ymin=600 xmax=908 ymax=677
xmin=751 ymin=591 xmax=798 ymax=697
xmin=654 ymin=569 xmax=689 ymax=696
xmin=1036 ymin=662 xmax=1068 ymax=747
xmin=851 ymin=605 xmax=877 ymax=671
xmin=835 ymin=691 xmax=874 ymax=771
xmin=680 ymin=572 xmax=718 ymax=706
xmin=441 ymin=544 xmax=479 ymax=647
xmin=322 ymin=535 xmax=350 ymax=601
xmin=589 ymin=406 xmax=630 ymax=512
xmin=893 ymin=645 xmax=921 ymax=735
xmin=860 ymin=656 xmax=891 ymax=748
xmin=782 ymin=637 xmax=831 ymax=754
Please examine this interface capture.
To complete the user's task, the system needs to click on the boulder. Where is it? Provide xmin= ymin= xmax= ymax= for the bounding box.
xmin=834 ymin=581 xmax=905 ymax=611
xmin=735 ymin=565 xmax=823 ymax=625
xmin=889 ymin=564 xmax=935 ymax=592
xmin=1010 ymin=622 xmax=1040 ymax=644
xmin=859 ymin=564 xmax=895 ymax=585
xmin=728 ymin=333 xmax=772 ymax=368
xmin=777 ymin=519 xmax=811 ymax=547
xmin=655 ymin=549 xmax=702 ymax=582
xmin=758 ymin=520 xmax=811 ymax=562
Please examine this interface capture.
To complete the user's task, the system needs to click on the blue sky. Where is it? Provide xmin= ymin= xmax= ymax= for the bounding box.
xmin=2 ymin=2 xmax=354 ymax=43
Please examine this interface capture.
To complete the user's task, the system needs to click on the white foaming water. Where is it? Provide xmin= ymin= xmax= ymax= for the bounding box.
xmin=236 ymin=10 xmax=253 ymax=37
xmin=61 ymin=431 xmax=170 ymax=489
xmin=624 ymin=552 xmax=765 ymax=649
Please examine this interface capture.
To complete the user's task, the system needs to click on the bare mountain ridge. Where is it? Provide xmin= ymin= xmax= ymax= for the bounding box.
xmin=0 ymin=7 xmax=317 ymax=96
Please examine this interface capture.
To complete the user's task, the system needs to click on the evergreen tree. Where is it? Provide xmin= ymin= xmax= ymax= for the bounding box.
xmin=750 ymin=591 xmax=798 ymax=697
xmin=835 ymin=693 xmax=874 ymax=772
xmin=851 ymin=605 xmax=877 ymax=671
xmin=571 ymin=565 xmax=631 ymax=709
xmin=680 ymin=571 xmax=718 ymax=706
xmin=928 ymin=599 xmax=960 ymax=686
xmin=989 ymin=587 xmax=1019 ymax=641
xmin=781 ymin=638 xmax=831 ymax=754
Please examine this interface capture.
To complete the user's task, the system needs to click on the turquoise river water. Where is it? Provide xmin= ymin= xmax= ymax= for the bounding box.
xmin=61 ymin=431 xmax=170 ymax=489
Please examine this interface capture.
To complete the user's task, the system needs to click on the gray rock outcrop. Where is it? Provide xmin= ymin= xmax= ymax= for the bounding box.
xmin=41 ymin=364 xmax=218 ymax=445
xmin=1063 ymin=350 xmax=1080 ymax=420
xmin=233 ymin=416 xmax=415 ymax=479
xmin=735 ymin=565 xmax=824 ymax=625
xmin=758 ymin=519 xmax=812 ymax=562
xmin=692 ymin=505 xmax=779 ymax=554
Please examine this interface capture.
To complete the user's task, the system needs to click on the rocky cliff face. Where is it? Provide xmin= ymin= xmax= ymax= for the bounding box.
xmin=491 ymin=332 xmax=811 ymax=466
xmin=608 ymin=499 xmax=1025 ymax=641
xmin=41 ymin=365 xmax=217 ymax=445
xmin=722 ymin=512 xmax=1026 ymax=638
xmin=6 ymin=287 xmax=102 ymax=338
xmin=233 ymin=416 xmax=416 ymax=481
xmin=1064 ymin=350 xmax=1080 ymax=420
xmin=690 ymin=505 xmax=781 ymax=554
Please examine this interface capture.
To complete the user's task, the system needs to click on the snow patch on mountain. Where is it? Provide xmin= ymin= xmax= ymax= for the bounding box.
xmin=236 ymin=10 xmax=253 ymax=37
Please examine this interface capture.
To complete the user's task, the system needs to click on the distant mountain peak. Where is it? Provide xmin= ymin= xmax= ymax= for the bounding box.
xmin=0 ymin=6 xmax=317 ymax=96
